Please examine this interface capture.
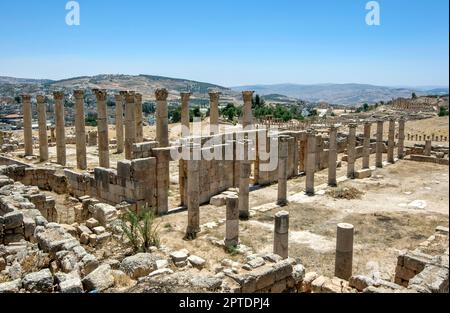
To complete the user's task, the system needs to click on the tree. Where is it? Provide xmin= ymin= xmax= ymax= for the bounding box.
xmin=363 ymin=103 xmax=369 ymax=112
xmin=85 ymin=112 xmax=97 ymax=126
xmin=438 ymin=106 xmax=449 ymax=117
xmin=168 ymin=106 xmax=181 ymax=123
xmin=190 ymin=106 xmax=202 ymax=122
xmin=14 ymin=96 xmax=21 ymax=104
xmin=143 ymin=102 xmax=155 ymax=114
xmin=412 ymin=92 xmax=417 ymax=99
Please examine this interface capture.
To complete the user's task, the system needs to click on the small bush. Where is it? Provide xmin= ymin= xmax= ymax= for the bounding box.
xmin=327 ymin=186 xmax=364 ymax=200
xmin=121 ymin=207 xmax=160 ymax=252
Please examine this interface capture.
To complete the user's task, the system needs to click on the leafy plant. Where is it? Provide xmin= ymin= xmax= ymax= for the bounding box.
xmin=120 ymin=207 xmax=160 ymax=252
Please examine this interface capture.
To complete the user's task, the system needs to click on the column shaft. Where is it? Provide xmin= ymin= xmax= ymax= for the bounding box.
xmin=347 ymin=124 xmax=357 ymax=178
xmin=115 ymin=93 xmax=125 ymax=153
xmin=155 ymin=89 xmax=169 ymax=147
xmin=36 ymin=96 xmax=48 ymax=162
xmin=277 ymin=136 xmax=289 ymax=205
xmin=242 ymin=91 xmax=254 ymax=129
xmin=398 ymin=118 xmax=405 ymax=159
xmin=273 ymin=211 xmax=289 ymax=259
xmin=54 ymin=92 xmax=66 ymax=166
xmin=181 ymin=92 xmax=191 ymax=138
xmin=74 ymin=90 xmax=87 ymax=170
xmin=305 ymin=130 xmax=316 ymax=195
xmin=22 ymin=95 xmax=33 ymax=156
xmin=209 ymin=92 xmax=220 ymax=135
xmin=335 ymin=223 xmax=354 ymax=280
xmin=124 ymin=92 xmax=136 ymax=160
xmin=362 ymin=122 xmax=371 ymax=169
xmin=225 ymin=195 xmax=239 ymax=248
xmin=135 ymin=93 xmax=144 ymax=143
xmin=94 ymin=89 xmax=110 ymax=168
xmin=376 ymin=121 xmax=384 ymax=168
xmin=328 ymin=126 xmax=337 ymax=186
xmin=387 ymin=119 xmax=395 ymax=163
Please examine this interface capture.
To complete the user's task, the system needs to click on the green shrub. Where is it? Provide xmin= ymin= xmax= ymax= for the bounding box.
xmin=120 ymin=207 xmax=160 ymax=252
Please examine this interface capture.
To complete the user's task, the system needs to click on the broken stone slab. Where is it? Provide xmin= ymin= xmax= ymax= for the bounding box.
xmin=187 ymin=255 xmax=206 ymax=269
xmin=86 ymin=218 xmax=100 ymax=229
xmin=21 ymin=268 xmax=54 ymax=292
xmin=93 ymin=226 xmax=106 ymax=235
xmin=120 ymin=253 xmax=158 ymax=279
xmin=59 ymin=275 xmax=83 ymax=293
xmin=147 ymin=268 xmax=174 ymax=278
xmin=0 ymin=279 xmax=21 ymax=293
xmin=354 ymin=169 xmax=372 ymax=179
xmin=170 ymin=250 xmax=189 ymax=263
xmin=246 ymin=257 xmax=266 ymax=269
xmin=82 ymin=264 xmax=114 ymax=292
xmin=349 ymin=275 xmax=376 ymax=291
xmin=190 ymin=275 xmax=223 ymax=291
xmin=91 ymin=203 xmax=118 ymax=226
xmin=210 ymin=194 xmax=227 ymax=207
xmin=3 ymin=211 xmax=23 ymax=230
xmin=155 ymin=259 xmax=169 ymax=269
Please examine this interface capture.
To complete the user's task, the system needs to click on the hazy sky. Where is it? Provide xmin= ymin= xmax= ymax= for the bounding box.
xmin=0 ymin=0 xmax=448 ymax=87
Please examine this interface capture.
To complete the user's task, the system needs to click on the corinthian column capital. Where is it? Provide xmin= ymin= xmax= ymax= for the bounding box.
xmin=155 ymin=88 xmax=169 ymax=101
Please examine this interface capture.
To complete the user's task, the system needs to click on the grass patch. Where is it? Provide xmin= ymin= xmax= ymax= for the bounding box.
xmin=327 ymin=186 xmax=364 ymax=200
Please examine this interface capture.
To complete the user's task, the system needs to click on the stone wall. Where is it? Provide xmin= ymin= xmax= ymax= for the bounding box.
xmin=64 ymin=157 xmax=157 ymax=210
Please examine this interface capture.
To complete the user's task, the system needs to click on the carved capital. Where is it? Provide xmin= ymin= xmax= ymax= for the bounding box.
xmin=36 ymin=95 xmax=45 ymax=104
xmin=53 ymin=91 xmax=65 ymax=101
xmin=349 ymin=123 xmax=357 ymax=129
xmin=242 ymin=90 xmax=255 ymax=103
xmin=114 ymin=94 xmax=123 ymax=102
xmin=74 ymin=90 xmax=85 ymax=100
xmin=180 ymin=92 xmax=192 ymax=102
xmin=93 ymin=89 xmax=107 ymax=101
xmin=155 ymin=88 xmax=169 ymax=101
xmin=208 ymin=91 xmax=221 ymax=102
xmin=124 ymin=92 xmax=135 ymax=104
xmin=21 ymin=94 xmax=31 ymax=102
xmin=135 ymin=93 xmax=143 ymax=102
xmin=119 ymin=90 xmax=127 ymax=96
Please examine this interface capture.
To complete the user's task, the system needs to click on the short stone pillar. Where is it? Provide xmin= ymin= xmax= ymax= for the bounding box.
xmin=424 ymin=140 xmax=432 ymax=156
xmin=328 ymin=125 xmax=338 ymax=187
xmin=124 ymin=91 xmax=136 ymax=160
xmin=375 ymin=120 xmax=384 ymax=168
xmin=362 ymin=122 xmax=371 ymax=169
xmin=135 ymin=93 xmax=144 ymax=143
xmin=209 ymin=91 xmax=221 ymax=135
xmin=277 ymin=136 xmax=289 ymax=206
xmin=238 ymin=140 xmax=251 ymax=219
xmin=242 ymin=91 xmax=255 ymax=129
xmin=273 ymin=211 xmax=289 ymax=259
xmin=387 ymin=118 xmax=395 ymax=164
xmin=53 ymin=91 xmax=66 ymax=166
xmin=155 ymin=88 xmax=169 ymax=147
xmin=22 ymin=95 xmax=33 ymax=156
xmin=115 ymin=92 xmax=125 ymax=153
xmin=50 ymin=127 xmax=56 ymax=143
xmin=186 ymin=145 xmax=201 ymax=240
xmin=93 ymin=89 xmax=110 ymax=168
xmin=305 ymin=130 xmax=316 ymax=195
xmin=347 ymin=123 xmax=357 ymax=179
xmin=334 ymin=223 xmax=354 ymax=280
xmin=36 ymin=95 xmax=48 ymax=162
xmin=224 ymin=194 xmax=239 ymax=249
xmin=398 ymin=117 xmax=405 ymax=159
xmin=180 ymin=92 xmax=192 ymax=138
xmin=74 ymin=90 xmax=87 ymax=170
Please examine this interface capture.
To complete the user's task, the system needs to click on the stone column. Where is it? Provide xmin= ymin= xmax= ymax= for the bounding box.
xmin=362 ymin=122 xmax=371 ymax=169
xmin=209 ymin=91 xmax=221 ymax=135
xmin=376 ymin=120 xmax=384 ymax=168
xmin=424 ymin=140 xmax=432 ymax=156
xmin=277 ymin=136 xmax=289 ymax=206
xmin=155 ymin=88 xmax=169 ymax=147
xmin=124 ymin=92 xmax=136 ymax=160
xmin=238 ymin=140 xmax=251 ymax=219
xmin=22 ymin=95 xmax=33 ymax=156
xmin=347 ymin=123 xmax=357 ymax=179
xmin=398 ymin=117 xmax=405 ymax=159
xmin=53 ymin=92 xmax=66 ymax=166
xmin=36 ymin=95 xmax=48 ymax=162
xmin=224 ymin=194 xmax=239 ymax=249
xmin=180 ymin=92 xmax=192 ymax=138
xmin=115 ymin=92 xmax=125 ymax=153
xmin=186 ymin=145 xmax=200 ymax=240
xmin=305 ymin=130 xmax=316 ymax=195
xmin=387 ymin=118 xmax=395 ymax=163
xmin=242 ymin=91 xmax=254 ymax=129
xmin=73 ymin=90 xmax=87 ymax=170
xmin=135 ymin=93 xmax=144 ymax=143
xmin=335 ymin=223 xmax=354 ymax=280
xmin=93 ymin=89 xmax=110 ymax=168
xmin=328 ymin=125 xmax=337 ymax=187
xmin=273 ymin=211 xmax=289 ymax=259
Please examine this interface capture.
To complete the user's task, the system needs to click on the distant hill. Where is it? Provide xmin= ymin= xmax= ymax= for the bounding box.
xmin=231 ymin=83 xmax=449 ymax=105
xmin=0 ymin=74 xmax=238 ymax=102
xmin=0 ymin=76 xmax=54 ymax=85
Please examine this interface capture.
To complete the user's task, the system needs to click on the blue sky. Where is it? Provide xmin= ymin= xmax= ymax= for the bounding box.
xmin=0 ymin=0 xmax=448 ymax=87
